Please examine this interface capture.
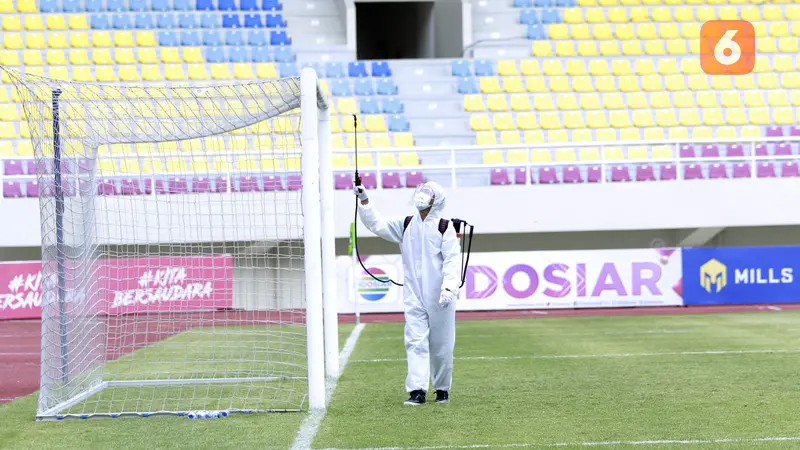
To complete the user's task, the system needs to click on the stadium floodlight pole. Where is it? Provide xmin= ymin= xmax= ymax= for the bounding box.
xmin=51 ymin=88 xmax=69 ymax=385
xmin=301 ymin=67 xmax=326 ymax=409
xmin=317 ymin=99 xmax=340 ymax=379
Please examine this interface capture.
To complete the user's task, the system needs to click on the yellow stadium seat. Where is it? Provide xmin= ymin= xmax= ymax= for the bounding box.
xmin=618 ymin=75 xmax=640 ymax=93
xmin=591 ymin=25 xmax=614 ymax=41
xmin=604 ymin=147 xmax=624 ymax=161
xmin=136 ymin=31 xmax=157 ymax=47
xmin=140 ymin=65 xmax=162 ymax=81
xmin=497 ymin=60 xmax=518 ymax=76
xmin=555 ymin=148 xmax=577 ymax=163
xmin=696 ymin=7 xmax=716 ymax=22
xmin=365 ymin=115 xmax=387 ymax=132
xmin=483 ymin=150 xmax=504 ymax=165
xmin=487 ymin=94 xmax=509 ymax=112
xmin=634 ymin=60 xmax=655 ymax=76
xmin=17 ymin=0 xmax=36 ymax=12
xmin=507 ymin=149 xmax=527 ymax=163
xmin=470 ymin=114 xmax=492 ymax=131
xmin=564 ymin=8 xmax=584 ymax=23
xmin=578 ymin=147 xmax=600 ymax=162
xmin=703 ymin=108 xmax=724 ymax=126
xmin=779 ymin=36 xmax=798 ymax=53
xmin=659 ymin=24 xmax=680 ymax=40
xmin=533 ymin=93 xmax=555 ymax=111
xmin=632 ymin=110 xmax=654 ymax=128
xmin=608 ymin=7 xmax=627 ymax=22
xmin=587 ymin=111 xmax=609 ymax=128
xmin=530 ymin=147 xmax=551 ymax=163
xmin=749 ymin=107 xmax=770 ymax=125
xmin=580 ymin=93 xmax=601 ymax=110
xmin=642 ymin=127 xmax=663 ymax=140
xmin=664 ymin=75 xmax=686 ymax=92
xmin=580 ymin=41 xmax=599 ymax=57
xmin=0 ymin=141 xmax=12 ymax=157
xmin=688 ymin=74 xmax=710 ymax=91
xmin=665 ymin=39 xmax=686 ymax=56
xmin=92 ymin=31 xmax=114 ymax=47
xmin=557 ymin=93 xmax=579 ymax=111
xmin=337 ymin=98 xmax=359 ymax=115
xmin=644 ymin=40 xmax=665 ymax=56
xmin=772 ymin=22 xmax=790 ymax=38
xmin=502 ymin=76 xmax=524 ymax=93
xmin=24 ymin=15 xmax=44 ymax=31
xmin=93 ymin=49 xmax=113 ymax=65
xmin=739 ymin=125 xmax=760 ymax=139
xmin=117 ymin=65 xmax=139 ymax=81
xmin=463 ymin=94 xmax=485 ymax=112
xmin=549 ymin=77 xmax=571 ymax=93
xmin=555 ymin=42 xmax=576 ymax=57
xmin=548 ymin=130 xmax=569 ymax=143
xmin=627 ymin=92 xmax=647 ymax=109
xmin=540 ymin=112 xmax=561 ymax=129
xmin=0 ymin=104 xmax=19 ymax=121
xmin=516 ymin=112 xmax=537 ymax=130
xmin=742 ymin=5 xmax=762 ymax=21
xmin=22 ymin=50 xmax=43 ymax=66
xmin=692 ymin=91 xmax=713 ymax=108
xmin=2 ymin=16 xmax=20 ymax=31
xmin=65 ymin=15 xmax=88 ymax=30
xmin=25 ymin=33 xmax=45 ymax=49
xmin=757 ymin=38 xmax=777 ymax=53
xmin=542 ymin=60 xmax=564 ymax=77
xmin=716 ymin=126 xmax=737 ymax=140
xmin=618 ymin=128 xmax=639 ymax=141
xmin=372 ymin=134 xmax=393 ymax=150
xmin=208 ymin=63 xmax=230 ymax=80
xmin=648 ymin=146 xmax=671 ymax=160
xmin=549 ymin=24 xmax=569 ymax=40
xmin=476 ymin=131 xmax=496 ymax=145
xmin=744 ymin=91 xmax=765 ymax=107
xmin=186 ymin=63 xmax=207 ymax=80
xmin=788 ymin=4 xmax=800 ymax=20
xmin=588 ymin=60 xmax=609 ymax=76
xmin=531 ymin=41 xmax=552 ymax=57
xmin=479 ymin=77 xmax=502 ymax=94
xmin=603 ymin=93 xmax=624 ymax=110
xmin=718 ymin=6 xmax=737 ymax=20
xmin=718 ymin=91 xmax=741 ymax=108
xmin=114 ymin=31 xmax=134 ymax=47
xmin=678 ymin=109 xmax=700 ymax=127
xmin=734 ymin=74 xmax=755 ymax=90
xmin=609 ymin=59 xmax=630 ymax=77
xmin=609 ymin=111 xmax=631 ymax=128
xmin=772 ymin=55 xmax=793 ymax=73
xmin=0 ymin=49 xmax=20 ymax=66
xmin=636 ymin=24 xmax=657 ymax=40
xmin=680 ymin=59 xmax=701 ymax=75
xmin=65 ymin=49 xmax=86 ymax=65
xmin=95 ymin=66 xmax=116 ymax=82
xmin=0 ymin=122 xmax=16 ymax=139
xmin=519 ymin=59 xmax=540 ymax=76
xmin=783 ymin=73 xmax=800 ymax=90
xmin=525 ymin=76 xmax=546 ymax=93
xmin=397 ymin=150 xmax=419 ymax=167
xmin=163 ymin=64 xmax=185 ymax=80
xmin=563 ymin=111 xmax=586 ymax=129
xmin=565 ymin=60 xmax=586 ymax=76
xmin=229 ymin=63 xmax=253 ymax=80
xmin=759 ymin=73 xmax=779 ymax=90
xmin=72 ymin=66 xmax=93 ymax=81
xmin=571 ymin=24 xmax=591 ymax=40
xmin=724 ymin=108 xmax=746 ymax=126
xmin=115 ymin=48 xmax=135 ymax=64
xmin=160 ymin=47 xmax=181 ymax=63
xmin=183 ymin=48 xmax=203 ymax=63
xmin=2 ymin=33 xmax=22 ymax=49
xmin=44 ymin=16 xmax=68 ymax=31
xmin=630 ymin=7 xmax=649 ymax=21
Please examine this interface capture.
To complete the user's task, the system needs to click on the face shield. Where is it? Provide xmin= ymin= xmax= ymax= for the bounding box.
xmin=411 ymin=183 xmax=436 ymax=211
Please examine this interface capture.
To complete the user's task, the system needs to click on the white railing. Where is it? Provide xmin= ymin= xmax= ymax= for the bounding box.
xmin=2 ymin=136 xmax=800 ymax=196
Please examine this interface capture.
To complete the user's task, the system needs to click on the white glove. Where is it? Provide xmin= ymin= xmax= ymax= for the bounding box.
xmin=439 ymin=288 xmax=457 ymax=309
xmin=354 ymin=185 xmax=368 ymax=201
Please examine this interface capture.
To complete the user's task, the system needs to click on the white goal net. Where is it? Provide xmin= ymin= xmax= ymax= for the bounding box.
xmin=4 ymin=67 xmax=336 ymax=420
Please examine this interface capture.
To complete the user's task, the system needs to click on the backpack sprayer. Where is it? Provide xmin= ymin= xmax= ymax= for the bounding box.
xmin=350 ymin=114 xmax=474 ymax=289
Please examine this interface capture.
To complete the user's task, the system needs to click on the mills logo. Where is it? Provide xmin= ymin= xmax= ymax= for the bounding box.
xmin=700 ymin=259 xmax=727 ymax=293
xmin=358 ymin=267 xmax=391 ymax=302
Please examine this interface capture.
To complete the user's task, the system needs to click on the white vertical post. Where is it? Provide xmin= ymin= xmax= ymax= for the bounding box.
xmin=318 ymin=100 xmax=340 ymax=379
xmin=351 ymin=241 xmax=360 ymax=323
xmin=301 ymin=68 xmax=326 ymax=410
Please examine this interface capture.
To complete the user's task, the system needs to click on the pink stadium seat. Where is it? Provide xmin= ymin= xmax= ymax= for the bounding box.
xmin=635 ymin=165 xmax=655 ymax=182
xmin=239 ymin=176 xmax=259 ymax=192
xmin=145 ymin=178 xmax=164 ymax=195
xmin=97 ymin=179 xmax=117 ymax=196
xmin=382 ymin=172 xmax=402 ymax=189
xmin=215 ymin=177 xmax=229 ymax=193
xmin=587 ymin=166 xmax=601 ymax=183
xmin=537 ymin=167 xmax=558 ymax=184
xmin=287 ymin=174 xmax=302 ymax=190
xmin=192 ymin=177 xmax=212 ymax=193
xmin=3 ymin=181 xmax=23 ymax=198
xmin=701 ymin=145 xmax=720 ymax=158
xmin=781 ymin=162 xmax=800 ymax=177
xmin=25 ymin=180 xmax=38 ymax=198
xmin=168 ymin=177 xmax=188 ymax=194
xmin=774 ymin=143 xmax=792 ymax=156
xmin=757 ymin=163 xmax=776 ymax=178
xmin=755 ymin=144 xmax=769 ymax=157
xmin=659 ymin=164 xmax=677 ymax=181
xmin=490 ymin=169 xmax=511 ymax=185
xmin=334 ymin=173 xmax=352 ymax=190
xmin=405 ymin=171 xmax=424 ymax=187
xmin=263 ymin=175 xmax=284 ymax=191
xmin=679 ymin=145 xmax=695 ymax=159
xmin=765 ymin=126 xmax=784 ymax=138
xmin=726 ymin=145 xmax=745 ymax=158
xmin=708 ymin=163 xmax=727 ymax=179
xmin=611 ymin=165 xmax=631 ymax=182
xmin=732 ymin=163 xmax=751 ymax=179
xmin=514 ymin=167 xmax=527 ymax=184
xmin=3 ymin=160 xmax=24 ymax=176
xmin=120 ymin=178 xmax=142 ymax=195
xmin=683 ymin=164 xmax=704 ymax=180
xmin=360 ymin=172 xmax=377 ymax=189
xmin=790 ymin=126 xmax=800 ymax=137
xmin=562 ymin=166 xmax=582 ymax=184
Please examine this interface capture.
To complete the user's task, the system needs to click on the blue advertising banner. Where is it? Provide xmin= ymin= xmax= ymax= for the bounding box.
xmin=682 ymin=246 xmax=799 ymax=305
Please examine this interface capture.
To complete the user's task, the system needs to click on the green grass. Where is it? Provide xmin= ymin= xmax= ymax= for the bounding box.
xmin=5 ymin=313 xmax=800 ymax=450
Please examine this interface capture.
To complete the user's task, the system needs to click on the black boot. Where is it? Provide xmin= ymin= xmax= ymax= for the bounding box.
xmin=403 ymin=390 xmax=426 ymax=406
xmin=435 ymin=390 xmax=449 ymax=403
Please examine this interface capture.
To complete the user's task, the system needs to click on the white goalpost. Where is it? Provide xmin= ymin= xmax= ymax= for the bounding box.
xmin=3 ymin=66 xmax=339 ymax=420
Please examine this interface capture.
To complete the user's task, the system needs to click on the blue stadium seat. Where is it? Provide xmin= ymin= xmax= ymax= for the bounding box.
xmin=251 ymin=46 xmax=272 ymax=62
xmin=91 ymin=15 xmax=112 ymax=29
xmin=247 ymin=30 xmax=268 ymax=46
xmin=371 ymin=61 xmax=391 ymax=77
xmin=451 ymin=60 xmax=471 ymax=77
xmin=63 ymin=0 xmax=82 ymax=12
xmin=130 ymin=0 xmax=148 ymax=12
xmin=513 ymin=0 xmax=531 ymax=6
xmin=206 ymin=46 xmax=226 ymax=62
xmin=244 ymin=14 xmax=264 ymax=28
xmin=222 ymin=14 xmax=241 ymax=28
xmin=382 ymin=98 xmax=403 ymax=114
xmin=225 ymin=30 xmax=245 ymax=45
xmin=270 ymin=30 xmax=290 ymax=45
xmin=265 ymin=13 xmax=285 ymax=28
xmin=527 ymin=24 xmax=547 ymax=40
xmin=457 ymin=77 xmax=478 ymax=94
xmin=325 ymin=62 xmax=345 ymax=78
xmin=179 ymin=13 xmax=199 ymax=28
xmin=157 ymin=13 xmax=176 ymax=28
xmin=196 ymin=0 xmax=214 ymax=10
xmin=240 ymin=0 xmax=258 ymax=10
xmin=200 ymin=13 xmax=217 ymax=28
xmin=40 ymin=0 xmax=61 ymax=12
xmin=354 ymin=79 xmax=375 ymax=96
xmin=301 ymin=62 xmax=324 ymax=74
xmin=151 ymin=0 xmax=170 ymax=11
xmin=273 ymin=46 xmax=294 ymax=62
xmin=113 ymin=14 xmax=133 ymax=29
xmin=348 ymin=62 xmax=368 ymax=78
xmin=474 ymin=60 xmax=495 ymax=76
xmin=107 ymin=0 xmax=128 ymax=11
xmin=376 ymin=79 xmax=398 ymax=95
xmin=520 ymin=10 xmax=539 ymax=25
xmin=203 ymin=30 xmax=223 ymax=45
xmin=180 ymin=31 xmax=201 ymax=46
xmin=86 ymin=0 xmax=105 ymax=12
xmin=536 ymin=0 xmax=555 ymax=5
xmin=262 ymin=0 xmax=281 ymax=10
xmin=330 ymin=80 xmax=352 ymax=96
xmin=174 ymin=0 xmax=194 ymax=10
xmin=135 ymin=14 xmax=156 ymax=29
xmin=540 ymin=8 xmax=560 ymax=24
xmin=360 ymin=99 xmax=380 ymax=114
xmin=278 ymin=63 xmax=298 ymax=77
xmin=218 ymin=0 xmax=237 ymax=10
xmin=388 ymin=115 xmax=410 ymax=132
xmin=229 ymin=46 xmax=249 ymax=62
xmin=158 ymin=31 xmax=179 ymax=46
xmin=556 ymin=0 xmax=575 ymax=5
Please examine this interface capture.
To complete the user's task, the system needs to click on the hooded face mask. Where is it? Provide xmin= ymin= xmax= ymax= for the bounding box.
xmin=412 ymin=184 xmax=435 ymax=211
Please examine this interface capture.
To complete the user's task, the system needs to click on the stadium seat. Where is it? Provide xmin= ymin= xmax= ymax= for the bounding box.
xmin=270 ymin=30 xmax=290 ymax=45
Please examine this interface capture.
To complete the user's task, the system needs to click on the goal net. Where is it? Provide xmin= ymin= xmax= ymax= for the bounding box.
xmin=4 ymin=67 xmax=336 ymax=420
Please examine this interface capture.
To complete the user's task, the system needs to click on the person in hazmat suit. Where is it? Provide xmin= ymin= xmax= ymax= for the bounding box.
xmin=354 ymin=182 xmax=461 ymax=405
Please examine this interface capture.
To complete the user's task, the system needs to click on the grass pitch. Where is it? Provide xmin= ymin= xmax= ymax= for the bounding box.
xmin=3 ymin=312 xmax=800 ymax=449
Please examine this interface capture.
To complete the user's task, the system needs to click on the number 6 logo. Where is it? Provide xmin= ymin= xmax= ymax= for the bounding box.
xmin=701 ymin=20 xmax=755 ymax=75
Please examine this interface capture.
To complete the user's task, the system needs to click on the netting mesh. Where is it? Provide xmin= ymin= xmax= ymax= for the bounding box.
xmin=4 ymin=68 xmax=316 ymax=419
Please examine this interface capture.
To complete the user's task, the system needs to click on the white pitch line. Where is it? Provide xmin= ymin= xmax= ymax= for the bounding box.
xmin=372 ymin=330 xmax=693 ymax=340
xmin=0 ymin=352 xmax=40 ymax=357
xmin=317 ymin=436 xmax=800 ymax=449
xmin=290 ymin=323 xmax=366 ymax=450
xmin=351 ymin=348 xmax=800 ymax=364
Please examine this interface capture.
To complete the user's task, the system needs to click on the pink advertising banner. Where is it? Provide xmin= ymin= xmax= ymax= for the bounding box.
xmin=0 ymin=256 xmax=234 ymax=321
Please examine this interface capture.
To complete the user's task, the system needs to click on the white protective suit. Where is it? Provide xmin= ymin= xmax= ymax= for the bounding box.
xmin=358 ymin=182 xmax=462 ymax=393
